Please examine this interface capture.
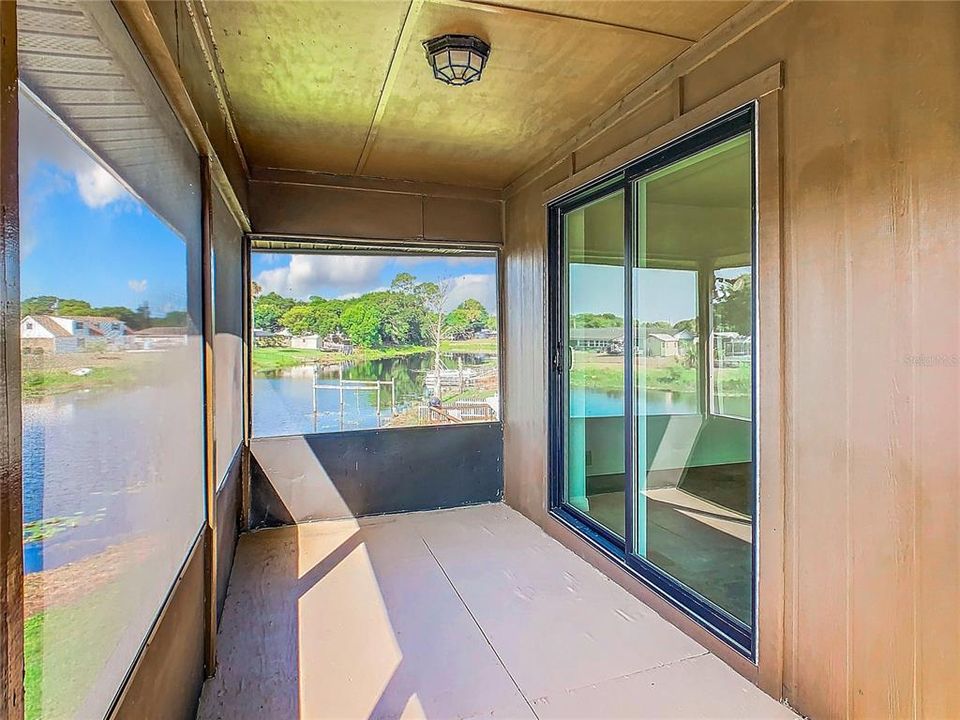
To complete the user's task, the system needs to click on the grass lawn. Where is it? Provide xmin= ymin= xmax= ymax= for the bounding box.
xmin=21 ymin=364 xmax=139 ymax=400
xmin=571 ymin=360 xmax=751 ymax=396
xmin=252 ymin=345 xmax=432 ymax=372
xmin=252 ymin=342 xmax=502 ymax=373
xmin=24 ymin=578 xmax=126 ymax=720
xmin=440 ymin=338 xmax=498 ymax=353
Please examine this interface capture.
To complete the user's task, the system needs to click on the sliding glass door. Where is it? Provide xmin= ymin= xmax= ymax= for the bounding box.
xmin=550 ymin=107 xmax=756 ymax=654
xmin=560 ymin=190 xmax=625 ymax=538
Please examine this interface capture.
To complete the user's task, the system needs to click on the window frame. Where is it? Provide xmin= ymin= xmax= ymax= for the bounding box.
xmin=247 ymin=240 xmax=503 ymax=440
xmin=17 ymin=46 xmax=207 ymax=720
xmin=547 ymin=104 xmax=758 ymax=658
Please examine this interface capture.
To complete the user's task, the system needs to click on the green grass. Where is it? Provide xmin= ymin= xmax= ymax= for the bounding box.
xmin=253 ymin=339 xmax=499 ymax=373
xmin=571 ymin=362 xmax=751 ymax=396
xmin=440 ymin=338 xmax=498 ymax=353
xmin=24 ymin=578 xmax=127 ymax=720
xmin=252 ymin=345 xmax=444 ymax=372
xmin=21 ymin=365 xmax=138 ymax=400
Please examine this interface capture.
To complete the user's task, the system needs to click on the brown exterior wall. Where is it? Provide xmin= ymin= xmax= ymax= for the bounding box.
xmin=249 ymin=171 xmax=503 ymax=246
xmin=502 ymin=3 xmax=960 ymax=719
xmin=216 ymin=453 xmax=241 ymax=623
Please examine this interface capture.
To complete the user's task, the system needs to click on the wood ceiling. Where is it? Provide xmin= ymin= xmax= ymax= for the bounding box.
xmin=202 ymin=0 xmax=749 ymax=189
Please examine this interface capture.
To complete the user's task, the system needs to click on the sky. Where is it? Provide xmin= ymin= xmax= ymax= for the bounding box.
xmin=571 ymin=264 xmax=698 ymax=324
xmin=20 ymin=91 xmax=189 ymax=315
xmin=253 ymin=252 xmax=498 ymax=314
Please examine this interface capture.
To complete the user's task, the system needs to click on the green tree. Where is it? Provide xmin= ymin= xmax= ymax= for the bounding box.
xmin=54 ymin=299 xmax=94 ymax=316
xmin=673 ymin=318 xmax=698 ymax=336
xmin=340 ymin=300 xmax=383 ymax=347
xmin=279 ymin=300 xmax=341 ymax=337
xmin=153 ymin=310 xmax=189 ymax=328
xmin=21 ymin=296 xmax=60 ymax=316
xmin=253 ymin=292 xmax=297 ymax=332
xmin=364 ymin=290 xmax=425 ymax=345
xmin=309 ymin=301 xmax=341 ymax=339
xmin=713 ymin=273 xmax=752 ymax=335
xmin=573 ymin=312 xmax=623 ymax=328
xmin=279 ymin=305 xmax=316 ymax=335
xmin=445 ymin=298 xmax=489 ymax=338
xmin=390 ymin=272 xmax=418 ymax=295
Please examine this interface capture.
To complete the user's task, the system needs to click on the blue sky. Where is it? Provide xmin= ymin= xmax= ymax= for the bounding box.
xmin=20 ymin=91 xmax=188 ymax=315
xmin=253 ymin=253 xmax=498 ymax=313
xmin=572 ymin=264 xmax=698 ymax=324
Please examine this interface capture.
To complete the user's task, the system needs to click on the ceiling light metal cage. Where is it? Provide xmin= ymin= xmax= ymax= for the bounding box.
xmin=423 ymin=34 xmax=491 ymax=86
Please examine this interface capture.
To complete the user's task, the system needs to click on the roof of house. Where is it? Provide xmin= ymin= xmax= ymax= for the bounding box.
xmin=134 ymin=326 xmax=189 ymax=336
xmin=647 ymin=332 xmax=679 ymax=342
xmin=570 ymin=327 xmax=623 ymax=341
xmin=67 ymin=315 xmax=124 ymax=325
xmin=23 ymin=315 xmax=72 ymax=338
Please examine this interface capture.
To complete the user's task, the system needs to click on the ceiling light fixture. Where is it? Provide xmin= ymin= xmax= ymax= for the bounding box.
xmin=423 ymin=34 xmax=491 ymax=86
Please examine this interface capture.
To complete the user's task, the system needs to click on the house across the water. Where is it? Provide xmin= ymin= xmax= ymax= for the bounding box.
xmin=21 ymin=314 xmax=130 ymax=354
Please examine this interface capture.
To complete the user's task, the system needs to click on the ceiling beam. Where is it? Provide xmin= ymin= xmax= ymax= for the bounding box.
xmin=354 ymin=0 xmax=425 ymax=175
xmin=190 ymin=0 xmax=250 ymax=177
xmin=431 ymin=0 xmax=699 ymax=44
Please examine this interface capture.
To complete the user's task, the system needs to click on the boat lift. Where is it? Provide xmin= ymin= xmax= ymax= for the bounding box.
xmin=312 ymin=364 xmax=397 ymax=430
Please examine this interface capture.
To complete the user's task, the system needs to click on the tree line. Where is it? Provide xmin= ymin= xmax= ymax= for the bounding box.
xmin=21 ymin=296 xmax=187 ymax=330
xmin=573 ymin=270 xmax=752 ymax=337
xmin=253 ymin=272 xmax=495 ymax=348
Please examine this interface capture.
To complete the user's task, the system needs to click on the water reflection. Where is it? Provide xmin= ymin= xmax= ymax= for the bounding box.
xmin=254 ymin=352 xmax=497 ymax=437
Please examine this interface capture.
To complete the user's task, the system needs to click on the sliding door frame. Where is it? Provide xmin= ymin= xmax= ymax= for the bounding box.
xmin=548 ymin=104 xmax=757 ymax=658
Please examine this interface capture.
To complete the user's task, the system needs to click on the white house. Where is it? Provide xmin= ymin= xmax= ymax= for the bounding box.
xmin=21 ymin=315 xmax=81 ymax=354
xmin=290 ymin=334 xmax=322 ymax=349
xmin=646 ymin=332 xmax=681 ymax=357
xmin=569 ymin=327 xmax=623 ymax=351
xmin=21 ymin=314 xmax=130 ymax=354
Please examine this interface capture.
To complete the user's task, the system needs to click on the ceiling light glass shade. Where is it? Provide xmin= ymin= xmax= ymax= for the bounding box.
xmin=423 ymin=35 xmax=491 ymax=86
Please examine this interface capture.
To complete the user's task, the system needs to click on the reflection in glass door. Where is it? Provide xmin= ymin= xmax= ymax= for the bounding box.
xmin=630 ymin=132 xmax=755 ymax=629
xmin=550 ymin=108 xmax=756 ymax=654
xmin=561 ymin=191 xmax=625 ymax=538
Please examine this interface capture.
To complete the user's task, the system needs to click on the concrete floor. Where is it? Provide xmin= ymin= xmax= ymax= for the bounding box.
xmin=199 ymin=503 xmax=795 ymax=720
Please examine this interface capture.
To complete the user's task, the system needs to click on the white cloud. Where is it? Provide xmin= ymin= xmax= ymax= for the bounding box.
xmin=444 ymin=273 xmax=497 ymax=313
xmin=76 ymin=164 xmax=128 ymax=208
xmin=128 ymin=279 xmax=148 ymax=293
xmin=256 ymin=254 xmax=387 ymax=299
xmin=21 ymin=91 xmax=133 ymax=212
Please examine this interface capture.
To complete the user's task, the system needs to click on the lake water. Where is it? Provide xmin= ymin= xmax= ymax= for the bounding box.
xmin=576 ymin=388 xmax=750 ymax=419
xmin=253 ymin=352 xmax=496 ymax=436
xmin=22 ymin=350 xmax=205 ymax=575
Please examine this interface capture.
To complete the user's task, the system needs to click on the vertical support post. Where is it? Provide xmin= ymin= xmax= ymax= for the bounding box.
xmin=697 ymin=260 xmax=713 ymax=416
xmin=391 ymin=381 xmax=396 ymax=417
xmin=0 ymin=5 xmax=21 ymax=717
xmin=338 ymin=364 xmax=344 ymax=429
xmin=376 ymin=382 xmax=381 ymax=426
xmin=631 ymin=181 xmax=646 ymax=557
xmin=200 ymin=157 xmax=217 ymax=678
xmin=240 ymin=232 xmax=251 ymax=530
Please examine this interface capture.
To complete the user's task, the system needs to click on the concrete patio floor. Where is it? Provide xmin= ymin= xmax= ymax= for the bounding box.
xmin=198 ymin=503 xmax=796 ymax=720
